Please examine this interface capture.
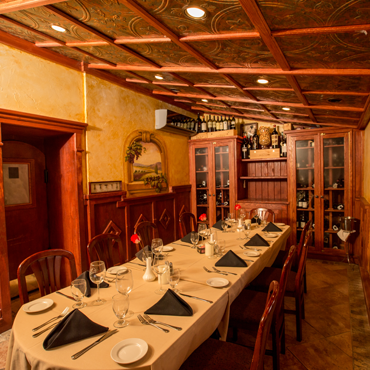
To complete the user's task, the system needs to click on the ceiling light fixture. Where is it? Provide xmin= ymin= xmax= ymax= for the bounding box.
xmin=186 ymin=7 xmax=206 ymax=18
xmin=201 ymin=99 xmax=208 ymax=102
xmin=257 ymin=78 xmax=269 ymax=84
xmin=155 ymin=75 xmax=164 ymax=80
xmin=51 ymin=25 xmax=66 ymax=32
xmin=282 ymin=107 xmax=290 ymax=111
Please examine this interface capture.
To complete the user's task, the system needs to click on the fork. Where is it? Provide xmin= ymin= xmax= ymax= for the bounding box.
xmin=212 ymin=267 xmax=237 ymax=276
xmin=203 ymin=266 xmax=228 ymax=275
xmin=32 ymin=307 xmax=70 ymax=332
xmin=137 ymin=315 xmax=169 ymax=333
xmin=143 ymin=314 xmax=182 ymax=331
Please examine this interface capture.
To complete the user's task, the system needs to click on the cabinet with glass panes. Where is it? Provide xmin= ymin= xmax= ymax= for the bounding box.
xmin=287 ymin=129 xmax=353 ymax=259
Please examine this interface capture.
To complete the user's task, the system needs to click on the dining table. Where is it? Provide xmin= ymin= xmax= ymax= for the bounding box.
xmin=6 ymin=223 xmax=291 ymax=370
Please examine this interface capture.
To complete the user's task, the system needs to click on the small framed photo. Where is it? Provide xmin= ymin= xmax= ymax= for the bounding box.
xmin=89 ymin=181 xmax=122 ymax=194
xmin=243 ymin=122 xmax=258 ymax=137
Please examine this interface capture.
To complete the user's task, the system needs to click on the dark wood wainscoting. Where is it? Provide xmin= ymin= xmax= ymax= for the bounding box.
xmin=84 ymin=185 xmax=191 ymax=270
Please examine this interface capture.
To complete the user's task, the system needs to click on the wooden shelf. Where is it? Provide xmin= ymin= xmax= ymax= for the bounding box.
xmin=325 ymin=188 xmax=345 ymax=191
xmin=196 ymin=187 xmax=209 ymax=190
xmin=297 ymin=208 xmax=314 ymax=211
xmin=296 ymin=167 xmax=314 ymax=170
xmin=216 ymin=170 xmax=229 ymax=172
xmin=241 ymin=157 xmax=287 ymax=162
xmin=240 ymin=176 xmax=287 ymax=180
xmin=324 ymin=166 xmax=344 ymax=169
xmin=216 ymin=187 xmax=230 ymax=190
xmin=196 ymin=171 xmax=208 ymax=173
xmin=324 ymin=229 xmax=340 ymax=233
xmin=323 ymin=144 xmax=344 ymax=148
xmin=297 ymin=187 xmax=314 ymax=190
xmin=215 ymin=152 xmax=229 ymax=155
xmin=324 ymin=209 xmax=345 ymax=212
xmin=195 ymin=153 xmax=208 ymax=156
xmin=217 ymin=205 xmax=230 ymax=208
xmin=197 ymin=204 xmax=209 ymax=207
xmin=296 ymin=146 xmax=314 ymax=150
xmin=156 ymin=124 xmax=197 ymax=137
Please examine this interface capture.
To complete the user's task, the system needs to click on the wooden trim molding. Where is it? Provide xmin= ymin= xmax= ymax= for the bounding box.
xmin=360 ymin=266 xmax=370 ymax=326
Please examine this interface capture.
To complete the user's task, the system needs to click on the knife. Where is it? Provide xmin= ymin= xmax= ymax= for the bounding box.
xmin=127 ymin=261 xmax=146 ymax=267
xmin=71 ymin=329 xmax=118 ymax=360
xmin=179 ymin=293 xmax=213 ymax=304
xmin=56 ymin=291 xmax=76 ymax=301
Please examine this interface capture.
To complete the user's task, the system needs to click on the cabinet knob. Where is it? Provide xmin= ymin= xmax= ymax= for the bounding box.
xmin=213 ymin=194 xmax=215 ymax=196
xmin=320 ymin=196 xmax=324 ymax=198
xmin=315 ymin=195 xmax=319 ymax=198
xmin=209 ymin=194 xmax=211 ymax=196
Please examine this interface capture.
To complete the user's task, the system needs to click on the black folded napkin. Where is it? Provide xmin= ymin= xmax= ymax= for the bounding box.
xmin=215 ymin=250 xmax=247 ymax=267
xmin=212 ymin=220 xmax=231 ymax=230
xmin=135 ymin=245 xmax=150 ymax=261
xmin=43 ymin=309 xmax=108 ymax=350
xmin=181 ymin=232 xmax=193 ymax=244
xmin=244 ymin=234 xmax=270 ymax=247
xmin=77 ymin=271 xmax=109 ymax=298
xmin=144 ymin=289 xmax=193 ymax=316
xmin=262 ymin=222 xmax=282 ymax=232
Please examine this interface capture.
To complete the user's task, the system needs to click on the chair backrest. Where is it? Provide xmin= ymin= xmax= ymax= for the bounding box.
xmin=134 ymin=221 xmax=159 ymax=250
xmin=250 ymin=280 xmax=279 ymax=370
xmin=295 ymin=230 xmax=312 ymax=292
xmin=179 ymin=212 xmax=197 ymax=238
xmin=249 ymin=208 xmax=275 ymax=222
xmin=294 ymin=219 xmax=312 ymax=270
xmin=87 ymin=233 xmax=126 ymax=268
xmin=17 ymin=249 xmax=77 ymax=305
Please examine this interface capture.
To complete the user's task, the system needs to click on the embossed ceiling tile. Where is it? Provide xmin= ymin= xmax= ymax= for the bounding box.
xmin=274 ymin=114 xmax=310 ymax=121
xmin=108 ymin=70 xmax=138 ymax=80
xmin=134 ymin=71 xmax=178 ymax=82
xmin=264 ymin=105 xmax=308 ymax=115
xmin=54 ymin=0 xmax=161 ymax=39
xmin=128 ymin=42 xmax=204 ymax=67
xmin=305 ymin=93 xmax=367 ymax=108
xmin=6 ymin=8 xmax=98 ymax=43
xmin=78 ymin=44 xmax=148 ymax=65
xmin=188 ymin=39 xmax=278 ymax=68
xmin=311 ymin=109 xmax=362 ymax=118
xmin=49 ymin=46 xmax=95 ymax=63
xmin=316 ymin=117 xmax=359 ymax=125
xmin=0 ymin=18 xmax=47 ymax=43
xmin=276 ymin=33 xmax=370 ymax=69
xmin=228 ymin=101 xmax=264 ymax=110
xmin=168 ymin=86 xmax=204 ymax=94
xmin=296 ymin=75 xmax=370 ymax=93
xmin=201 ymin=87 xmax=250 ymax=99
xmin=258 ymin=0 xmax=370 ymax=30
xmin=176 ymin=73 xmax=229 ymax=85
xmin=241 ymin=111 xmax=275 ymax=119
xmin=252 ymin=90 xmax=300 ymax=103
xmin=135 ymin=0 xmax=255 ymax=36
xmin=229 ymin=74 xmax=291 ymax=89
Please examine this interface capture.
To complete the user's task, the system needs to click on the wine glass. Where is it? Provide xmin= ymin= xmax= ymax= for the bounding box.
xmin=89 ymin=261 xmax=106 ymax=306
xmin=70 ymin=279 xmax=87 ymax=309
xmin=236 ymin=222 xmax=244 ymax=240
xmin=221 ymin=220 xmax=228 ymax=233
xmin=151 ymin=238 xmax=164 ymax=255
xmin=228 ymin=212 xmax=235 ymax=222
xmin=198 ymin=223 xmax=207 ymax=241
xmin=190 ymin=231 xmax=199 ymax=249
xmin=116 ymin=269 xmax=134 ymax=317
xmin=169 ymin=268 xmax=180 ymax=293
xmin=244 ymin=230 xmax=250 ymax=240
xmin=153 ymin=254 xmax=169 ymax=295
xmin=112 ymin=294 xmax=129 ymax=328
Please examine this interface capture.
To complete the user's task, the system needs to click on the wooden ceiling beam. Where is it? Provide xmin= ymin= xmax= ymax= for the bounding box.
xmin=244 ymin=87 xmax=294 ymax=92
xmin=357 ymin=94 xmax=370 ymax=129
xmin=44 ymin=5 xmax=161 ymax=68
xmin=238 ymin=0 xmax=291 ymax=71
xmin=314 ymin=114 xmax=360 ymax=121
xmin=119 ymin=0 xmax=218 ymax=70
xmin=152 ymin=81 xmax=189 ymax=87
xmin=303 ymin=90 xmax=369 ymax=96
xmin=180 ymin=32 xmax=260 ymax=42
xmin=115 ymin=36 xmax=171 ymax=44
xmin=0 ymin=0 xmax=64 ymax=14
xmin=270 ymin=110 xmax=309 ymax=117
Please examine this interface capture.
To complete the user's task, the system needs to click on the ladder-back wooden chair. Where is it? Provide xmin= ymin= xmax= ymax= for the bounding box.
xmin=179 ymin=212 xmax=197 ymax=238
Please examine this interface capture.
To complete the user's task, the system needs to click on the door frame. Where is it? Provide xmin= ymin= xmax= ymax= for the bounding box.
xmin=0 ymin=108 xmax=87 ymax=332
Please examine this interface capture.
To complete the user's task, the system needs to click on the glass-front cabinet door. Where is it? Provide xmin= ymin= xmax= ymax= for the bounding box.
xmin=214 ymin=145 xmax=230 ymax=222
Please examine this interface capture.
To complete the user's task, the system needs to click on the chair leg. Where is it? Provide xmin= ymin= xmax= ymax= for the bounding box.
xmin=272 ymin=328 xmax=280 ymax=370
xmin=304 ymin=268 xmax=307 ymax=294
xmin=295 ymin=296 xmax=303 ymax=342
xmin=281 ymin=325 xmax=286 ymax=355
xmin=302 ymin=295 xmax=305 ymax=320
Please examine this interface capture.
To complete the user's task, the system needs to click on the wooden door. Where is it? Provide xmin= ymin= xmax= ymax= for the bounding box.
xmin=3 ymin=141 xmax=49 ymax=280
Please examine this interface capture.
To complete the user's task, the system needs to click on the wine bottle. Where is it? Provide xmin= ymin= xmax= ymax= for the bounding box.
xmin=252 ymin=131 xmax=259 ymax=150
xmin=216 ymin=116 xmax=220 ymax=131
xmin=231 ymin=116 xmax=236 ymax=130
xmin=302 ymin=193 xmax=308 ymax=209
xmin=201 ymin=116 xmax=207 ymax=133
xmin=212 ymin=116 xmax=216 ymax=132
xmin=207 ymin=115 xmax=212 ymax=133
xmin=223 ymin=116 xmax=228 ymax=131
xmin=280 ymin=134 xmax=287 ymax=157
xmin=227 ymin=116 xmax=231 ymax=130
xmin=298 ymin=196 xmax=303 ymax=208
xmin=271 ymin=125 xmax=279 ymax=149
xmin=300 ymin=214 xmax=306 ymax=229
xmin=197 ymin=113 xmax=202 ymax=132
xmin=241 ymin=135 xmax=248 ymax=159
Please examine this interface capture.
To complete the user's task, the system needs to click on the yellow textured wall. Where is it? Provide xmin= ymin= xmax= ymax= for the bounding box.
xmin=364 ymin=123 xmax=370 ymax=202
xmin=0 ymin=44 xmax=84 ymax=122
xmin=85 ymin=74 xmax=190 ymax=187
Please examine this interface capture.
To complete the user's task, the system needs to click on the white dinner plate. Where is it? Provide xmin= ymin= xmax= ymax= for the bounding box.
xmin=111 ymin=338 xmax=148 ymax=364
xmin=275 ymin=223 xmax=285 ymax=227
xmin=266 ymin=233 xmax=278 ymax=238
xmin=162 ymin=246 xmax=174 ymax=252
xmin=244 ymin=251 xmax=261 ymax=257
xmin=23 ymin=298 xmax=54 ymax=313
xmin=107 ymin=266 xmax=128 ymax=275
xmin=206 ymin=277 xmax=229 ymax=288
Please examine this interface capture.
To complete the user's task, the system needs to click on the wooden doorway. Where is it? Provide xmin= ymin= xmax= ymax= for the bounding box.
xmin=0 ymin=109 xmax=87 ymax=332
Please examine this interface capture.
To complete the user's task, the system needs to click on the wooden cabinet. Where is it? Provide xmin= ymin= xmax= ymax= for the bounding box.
xmin=188 ymin=137 xmax=239 ymax=225
xmin=287 ymin=128 xmax=354 ymax=259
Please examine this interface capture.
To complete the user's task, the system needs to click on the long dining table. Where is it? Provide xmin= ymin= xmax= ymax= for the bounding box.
xmin=6 ymin=223 xmax=291 ymax=370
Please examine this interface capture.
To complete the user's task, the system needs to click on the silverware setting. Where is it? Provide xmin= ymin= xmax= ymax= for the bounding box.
xmin=56 ymin=291 xmax=76 ymax=301
xmin=240 ymin=245 xmax=262 ymax=251
xmin=143 ymin=314 xmax=182 ymax=331
xmin=179 ymin=293 xmax=213 ymax=304
xmin=71 ymin=329 xmax=118 ymax=360
xmin=32 ymin=321 xmax=61 ymax=338
xmin=32 ymin=307 xmax=69 ymax=332
xmin=127 ymin=261 xmax=146 ymax=267
xmin=137 ymin=314 xmax=169 ymax=333
xmin=171 ymin=242 xmax=191 ymax=247
xmin=203 ymin=266 xmax=228 ymax=276
xmin=212 ymin=267 xmax=237 ymax=276
xmin=242 ymin=259 xmax=254 ymax=263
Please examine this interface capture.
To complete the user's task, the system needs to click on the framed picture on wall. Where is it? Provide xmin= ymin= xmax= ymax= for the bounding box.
xmin=89 ymin=181 xmax=122 ymax=194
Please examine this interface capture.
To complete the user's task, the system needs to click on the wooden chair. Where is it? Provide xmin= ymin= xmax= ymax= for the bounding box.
xmin=134 ymin=221 xmax=159 ymax=249
xmin=179 ymin=212 xmax=197 ymax=238
xmin=229 ymin=245 xmax=296 ymax=370
xmin=87 ymin=233 xmax=126 ymax=268
xmin=17 ymin=249 xmax=77 ymax=305
xmin=249 ymin=208 xmax=275 ymax=222
xmin=180 ymin=280 xmax=279 ymax=370
xmin=247 ymin=231 xmax=312 ymax=342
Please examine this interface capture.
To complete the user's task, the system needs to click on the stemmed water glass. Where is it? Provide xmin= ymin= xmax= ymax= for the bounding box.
xmin=198 ymin=223 xmax=207 ymax=241
xmin=169 ymin=268 xmax=180 ymax=293
xmin=151 ymin=238 xmax=164 ymax=255
xmin=112 ymin=293 xmax=129 ymax=328
xmin=116 ymin=269 xmax=134 ymax=317
xmin=70 ymin=279 xmax=87 ymax=309
xmin=89 ymin=261 xmax=106 ymax=306
xmin=244 ymin=230 xmax=250 ymax=240
xmin=221 ymin=220 xmax=228 ymax=233
xmin=153 ymin=254 xmax=169 ymax=295
xmin=236 ymin=221 xmax=244 ymax=240
xmin=190 ymin=231 xmax=199 ymax=249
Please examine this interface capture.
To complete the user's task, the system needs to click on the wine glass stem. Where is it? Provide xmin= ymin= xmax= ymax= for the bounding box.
xmin=159 ymin=274 xmax=163 ymax=291
xmin=97 ymin=283 xmax=100 ymax=301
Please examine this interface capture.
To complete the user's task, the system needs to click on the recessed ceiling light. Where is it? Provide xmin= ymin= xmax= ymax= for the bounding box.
xmin=282 ymin=107 xmax=290 ymax=111
xmin=257 ymin=78 xmax=269 ymax=84
xmin=202 ymin=99 xmax=208 ymax=102
xmin=171 ymin=89 xmax=179 ymax=93
xmin=51 ymin=25 xmax=66 ymax=32
xmin=155 ymin=75 xmax=164 ymax=80
xmin=186 ymin=7 xmax=205 ymax=18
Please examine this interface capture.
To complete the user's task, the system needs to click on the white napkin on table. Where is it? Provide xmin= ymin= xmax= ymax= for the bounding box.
xmin=338 ymin=229 xmax=351 ymax=242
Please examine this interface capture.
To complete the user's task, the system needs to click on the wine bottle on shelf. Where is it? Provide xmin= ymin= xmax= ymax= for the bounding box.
xmin=298 ymin=196 xmax=303 ymax=208
xmin=207 ymin=115 xmax=211 ymax=133
xmin=209 ymin=115 xmax=214 ymax=132
xmin=241 ymin=135 xmax=249 ymax=159
xmin=215 ymin=116 xmax=220 ymax=131
xmin=311 ymin=194 xmax=315 ymax=209
xmin=227 ymin=116 xmax=231 ymax=130
xmin=201 ymin=116 xmax=207 ymax=133
xmin=280 ymin=134 xmax=287 ymax=157
xmin=223 ymin=116 xmax=228 ymax=131
xmin=224 ymin=179 xmax=230 ymax=188
xmin=213 ymin=116 xmax=217 ymax=132
xmin=300 ymin=213 xmax=306 ymax=229
xmin=231 ymin=116 xmax=236 ymax=130
xmin=196 ymin=113 xmax=202 ymax=132
xmin=302 ymin=194 xmax=308 ymax=209
xmin=271 ymin=125 xmax=279 ymax=149
xmin=252 ymin=131 xmax=259 ymax=150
